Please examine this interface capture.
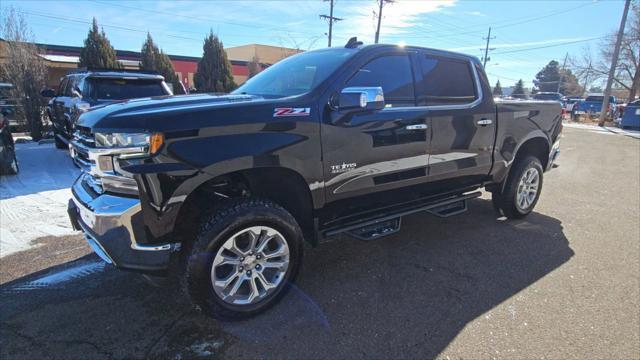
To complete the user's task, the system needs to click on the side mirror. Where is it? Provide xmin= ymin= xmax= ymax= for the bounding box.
xmin=40 ymin=88 xmax=56 ymax=98
xmin=337 ymin=87 xmax=385 ymax=113
xmin=72 ymin=87 xmax=82 ymax=98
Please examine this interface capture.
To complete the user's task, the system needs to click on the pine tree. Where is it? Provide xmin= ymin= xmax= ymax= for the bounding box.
xmin=492 ymin=80 xmax=503 ymax=96
xmin=533 ymin=60 xmax=583 ymax=95
xmin=139 ymin=33 xmax=182 ymax=93
xmin=140 ymin=33 xmax=158 ymax=72
xmin=194 ymin=31 xmax=236 ymax=93
xmin=78 ymin=18 xmax=121 ymax=69
xmin=247 ymin=54 xmax=261 ymax=79
xmin=512 ymin=79 xmax=527 ymax=99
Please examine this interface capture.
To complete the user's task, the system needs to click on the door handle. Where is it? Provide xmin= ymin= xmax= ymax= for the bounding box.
xmin=405 ymin=124 xmax=428 ymax=131
xmin=477 ymin=118 xmax=493 ymax=126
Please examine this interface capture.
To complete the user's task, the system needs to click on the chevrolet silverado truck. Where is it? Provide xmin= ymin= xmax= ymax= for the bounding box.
xmin=67 ymin=39 xmax=562 ymax=319
xmin=41 ymin=70 xmax=172 ymax=150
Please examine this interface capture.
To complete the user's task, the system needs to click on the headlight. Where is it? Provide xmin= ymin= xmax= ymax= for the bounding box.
xmin=95 ymin=132 xmax=150 ymax=148
xmin=94 ymin=132 xmax=164 ymax=154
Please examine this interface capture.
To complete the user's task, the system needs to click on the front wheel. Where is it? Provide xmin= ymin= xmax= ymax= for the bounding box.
xmin=492 ymin=156 xmax=544 ymax=219
xmin=54 ymin=134 xmax=67 ymax=149
xmin=183 ymin=198 xmax=303 ymax=320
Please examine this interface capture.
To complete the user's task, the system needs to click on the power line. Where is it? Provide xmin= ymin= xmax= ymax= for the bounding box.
xmin=492 ymin=36 xmax=608 ymax=55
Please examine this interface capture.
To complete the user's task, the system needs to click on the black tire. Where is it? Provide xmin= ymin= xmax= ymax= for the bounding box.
xmin=492 ymin=156 xmax=544 ymax=219
xmin=54 ymin=134 xmax=67 ymax=149
xmin=183 ymin=198 xmax=303 ymax=320
xmin=0 ymin=151 xmax=18 ymax=175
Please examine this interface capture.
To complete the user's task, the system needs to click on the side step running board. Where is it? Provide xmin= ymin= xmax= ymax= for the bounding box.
xmin=323 ymin=191 xmax=481 ymax=241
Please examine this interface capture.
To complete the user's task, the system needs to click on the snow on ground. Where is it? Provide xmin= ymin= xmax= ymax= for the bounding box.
xmin=563 ymin=122 xmax=640 ymax=139
xmin=0 ymin=143 xmax=80 ymax=257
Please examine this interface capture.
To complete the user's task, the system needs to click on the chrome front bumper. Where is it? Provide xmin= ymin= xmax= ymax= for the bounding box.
xmin=68 ymin=173 xmax=178 ymax=272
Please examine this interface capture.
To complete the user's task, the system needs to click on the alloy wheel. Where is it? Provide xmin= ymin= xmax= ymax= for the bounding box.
xmin=211 ymin=226 xmax=290 ymax=305
xmin=516 ymin=167 xmax=540 ymax=211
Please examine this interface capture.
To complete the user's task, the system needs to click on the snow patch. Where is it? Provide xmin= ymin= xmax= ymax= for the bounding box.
xmin=0 ymin=143 xmax=80 ymax=257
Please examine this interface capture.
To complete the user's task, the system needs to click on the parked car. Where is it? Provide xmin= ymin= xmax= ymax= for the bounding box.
xmin=41 ymin=70 xmax=173 ymax=150
xmin=0 ymin=108 xmax=18 ymax=175
xmin=573 ymin=94 xmax=617 ymax=121
xmin=533 ymin=92 xmax=563 ymax=102
xmin=67 ymin=39 xmax=562 ymax=319
xmin=620 ymin=99 xmax=640 ymax=129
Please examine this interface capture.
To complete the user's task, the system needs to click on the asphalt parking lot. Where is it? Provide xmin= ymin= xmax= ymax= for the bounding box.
xmin=1 ymin=125 xmax=639 ymax=359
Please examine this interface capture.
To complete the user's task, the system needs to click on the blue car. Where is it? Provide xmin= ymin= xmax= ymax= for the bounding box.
xmin=621 ymin=100 xmax=640 ymax=129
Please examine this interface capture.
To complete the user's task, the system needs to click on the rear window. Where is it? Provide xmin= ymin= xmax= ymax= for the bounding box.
xmin=86 ymin=78 xmax=167 ymax=100
xmin=418 ymin=55 xmax=477 ymax=106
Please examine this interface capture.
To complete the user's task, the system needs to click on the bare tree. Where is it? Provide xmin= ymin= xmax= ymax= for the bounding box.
xmin=571 ymin=3 xmax=639 ymax=101
xmin=0 ymin=7 xmax=47 ymax=140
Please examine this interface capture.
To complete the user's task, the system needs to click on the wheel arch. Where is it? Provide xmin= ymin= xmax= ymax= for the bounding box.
xmin=173 ymin=166 xmax=317 ymax=248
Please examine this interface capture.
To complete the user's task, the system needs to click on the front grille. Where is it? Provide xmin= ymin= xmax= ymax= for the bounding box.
xmin=75 ymin=126 xmax=96 ymax=148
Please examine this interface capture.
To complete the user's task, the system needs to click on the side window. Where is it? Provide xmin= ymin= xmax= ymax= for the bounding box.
xmin=346 ymin=55 xmax=415 ymax=107
xmin=418 ymin=55 xmax=477 ymax=106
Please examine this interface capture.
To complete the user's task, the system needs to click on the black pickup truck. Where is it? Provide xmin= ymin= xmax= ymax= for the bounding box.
xmin=42 ymin=70 xmax=172 ymax=150
xmin=68 ymin=40 xmax=561 ymax=319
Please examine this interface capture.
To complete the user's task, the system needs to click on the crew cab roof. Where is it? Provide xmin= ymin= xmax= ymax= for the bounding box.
xmin=70 ymin=70 xmax=165 ymax=81
xmin=357 ymin=44 xmax=482 ymax=64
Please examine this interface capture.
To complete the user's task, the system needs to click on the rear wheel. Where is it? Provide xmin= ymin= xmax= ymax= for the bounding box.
xmin=184 ymin=198 xmax=303 ymax=320
xmin=492 ymin=156 xmax=543 ymax=219
xmin=0 ymin=150 xmax=18 ymax=175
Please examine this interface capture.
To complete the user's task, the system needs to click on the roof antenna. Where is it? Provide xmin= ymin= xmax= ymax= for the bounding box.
xmin=345 ymin=37 xmax=363 ymax=49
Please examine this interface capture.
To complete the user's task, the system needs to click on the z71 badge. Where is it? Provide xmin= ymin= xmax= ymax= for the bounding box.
xmin=273 ymin=107 xmax=310 ymax=117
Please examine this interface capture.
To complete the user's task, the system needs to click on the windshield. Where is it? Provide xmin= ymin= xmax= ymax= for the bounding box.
xmin=233 ymin=48 xmax=357 ymax=98
xmin=87 ymin=78 xmax=168 ymax=100
xmin=534 ymin=93 xmax=561 ymax=101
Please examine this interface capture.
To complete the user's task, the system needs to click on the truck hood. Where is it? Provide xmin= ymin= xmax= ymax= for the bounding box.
xmin=77 ymin=93 xmax=266 ymax=130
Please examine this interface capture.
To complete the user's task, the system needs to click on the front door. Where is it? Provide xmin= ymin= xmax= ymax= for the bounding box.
xmin=322 ymin=52 xmax=430 ymax=206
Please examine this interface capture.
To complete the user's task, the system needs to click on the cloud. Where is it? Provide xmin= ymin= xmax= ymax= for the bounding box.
xmin=335 ymin=0 xmax=457 ymax=42
xmin=464 ymin=11 xmax=486 ymax=17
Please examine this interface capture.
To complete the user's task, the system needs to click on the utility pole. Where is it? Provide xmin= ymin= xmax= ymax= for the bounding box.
xmin=557 ymin=52 xmax=568 ymax=93
xmin=599 ymin=0 xmax=630 ymax=126
xmin=482 ymin=27 xmax=495 ymax=67
xmin=320 ymin=0 xmax=342 ymax=47
xmin=374 ymin=0 xmax=394 ymax=44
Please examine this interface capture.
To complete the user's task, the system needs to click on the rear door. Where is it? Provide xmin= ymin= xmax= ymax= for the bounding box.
xmin=417 ymin=52 xmax=496 ymax=191
xmin=322 ymin=51 xmax=431 ymax=203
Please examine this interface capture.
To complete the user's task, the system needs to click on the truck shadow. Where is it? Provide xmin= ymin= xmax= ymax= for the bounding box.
xmin=0 ymin=198 xmax=573 ymax=359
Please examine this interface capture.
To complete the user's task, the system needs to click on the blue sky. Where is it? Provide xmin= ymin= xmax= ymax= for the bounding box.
xmin=1 ymin=0 xmax=627 ymax=89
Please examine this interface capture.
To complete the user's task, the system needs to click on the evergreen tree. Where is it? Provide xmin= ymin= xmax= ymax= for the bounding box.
xmin=492 ymin=80 xmax=503 ymax=96
xmin=140 ymin=33 xmax=158 ymax=72
xmin=194 ymin=31 xmax=236 ymax=93
xmin=78 ymin=18 xmax=121 ymax=69
xmin=512 ymin=79 xmax=527 ymax=99
xmin=139 ymin=33 xmax=181 ymax=93
xmin=247 ymin=54 xmax=261 ymax=79
xmin=533 ymin=60 xmax=583 ymax=95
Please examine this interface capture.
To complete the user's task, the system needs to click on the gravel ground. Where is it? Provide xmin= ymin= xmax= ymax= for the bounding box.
xmin=0 ymin=125 xmax=638 ymax=359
